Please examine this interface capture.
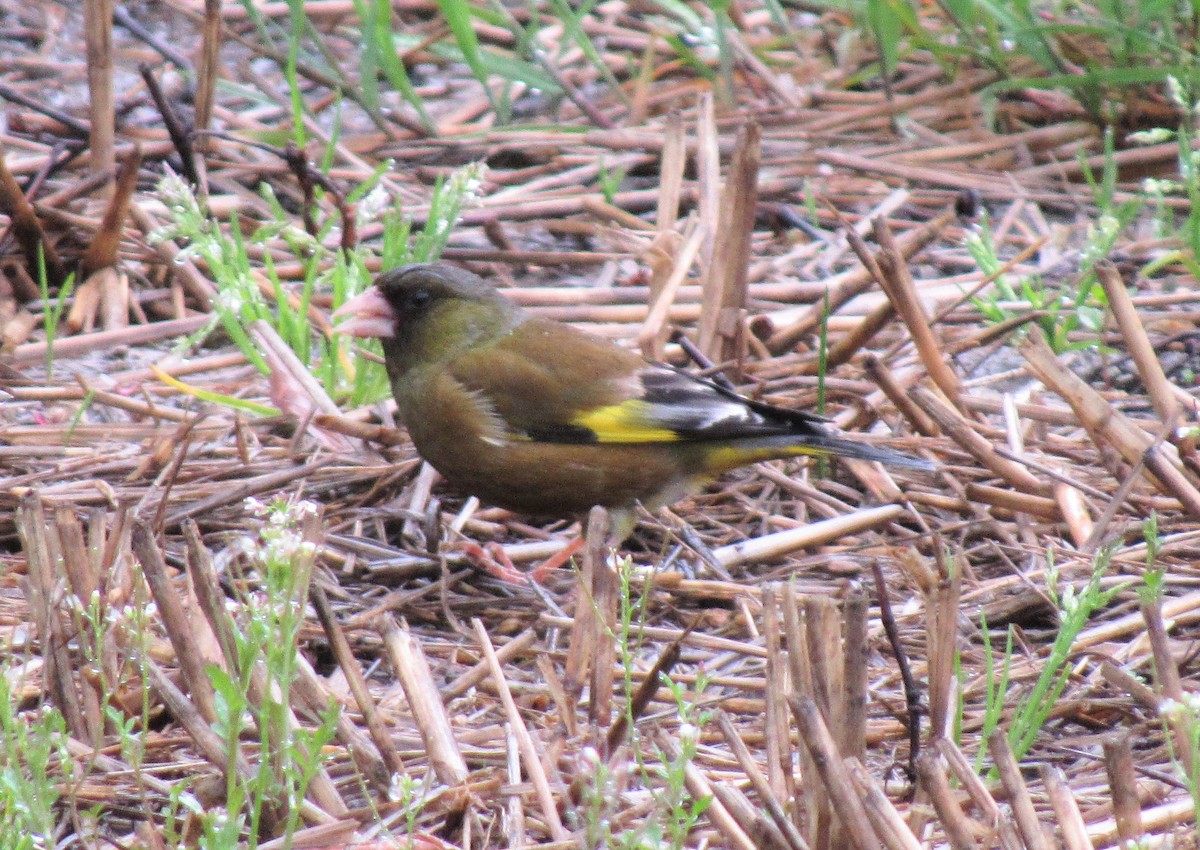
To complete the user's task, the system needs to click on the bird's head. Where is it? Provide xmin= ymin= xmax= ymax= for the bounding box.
xmin=334 ymin=263 xmax=522 ymax=371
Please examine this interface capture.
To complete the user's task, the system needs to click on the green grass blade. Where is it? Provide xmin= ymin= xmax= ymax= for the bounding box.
xmin=436 ymin=0 xmax=497 ymax=111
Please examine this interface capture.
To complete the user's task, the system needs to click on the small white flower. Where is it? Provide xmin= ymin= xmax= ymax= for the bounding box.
xmin=1142 ymin=177 xmax=1179 ymax=194
xmin=356 ymin=184 xmax=392 ymax=225
xmin=389 ymin=772 xmax=417 ymax=802
xmin=1166 ymin=75 xmax=1185 ymax=109
xmin=1127 ymin=128 xmax=1174 ymax=145
xmin=292 ymin=500 xmax=319 ymax=518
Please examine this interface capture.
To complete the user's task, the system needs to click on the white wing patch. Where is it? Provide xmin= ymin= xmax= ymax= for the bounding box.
xmin=633 ymin=366 xmax=768 ymax=437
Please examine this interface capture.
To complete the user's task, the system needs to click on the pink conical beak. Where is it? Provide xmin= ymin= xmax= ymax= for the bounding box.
xmin=332 ymin=287 xmax=395 ymax=338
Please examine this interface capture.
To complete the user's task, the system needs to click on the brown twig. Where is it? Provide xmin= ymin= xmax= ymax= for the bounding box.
xmin=699 ymin=120 xmax=760 ymax=365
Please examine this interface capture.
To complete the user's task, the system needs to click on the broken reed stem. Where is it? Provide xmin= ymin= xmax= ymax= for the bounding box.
xmin=131 ymin=518 xmax=218 ymax=725
xmin=714 ymin=504 xmax=907 ymax=569
xmin=762 ymin=585 xmax=792 ymax=804
xmin=1020 ymin=328 xmax=1200 ymax=518
xmin=783 ymin=583 xmax=825 ymax=850
xmin=504 ymin=723 xmax=526 ymax=848
xmin=707 ymin=778 xmax=792 ymax=850
xmin=764 ymin=206 xmax=955 ymax=355
xmin=805 ymin=596 xmax=843 ymax=726
xmin=1141 ymin=447 xmax=1200 ymax=520
xmin=140 ymin=63 xmax=199 ymax=184
xmin=898 ymin=547 xmax=959 ymax=742
xmin=97 ymin=268 xmax=129 ymax=332
xmin=1141 ymin=594 xmax=1195 ymax=776
xmin=1095 ymin=260 xmax=1179 ymax=422
xmin=17 ymin=494 xmax=89 ymax=741
xmin=56 ymin=508 xmax=105 ymax=739
xmin=1100 ymin=660 xmax=1160 ymax=712
xmin=145 ymin=658 xmax=284 ymax=832
xmin=378 ymin=617 xmax=469 ymax=786
xmin=844 ymin=759 xmax=923 ymax=850
xmin=909 ymin=386 xmax=1050 ymax=496
xmin=445 ymin=629 xmax=539 ymax=700
xmin=293 ymin=653 xmax=391 ymax=797
xmin=143 ymin=656 xmax=238 ymax=771
xmin=843 ymin=584 xmax=868 ymax=760
xmin=538 ymin=654 xmax=578 ymax=741
xmin=604 ymin=628 xmax=689 ymax=758
xmin=1040 ymin=764 xmax=1094 ymax=850
xmin=83 ymin=0 xmax=115 ymax=183
xmin=656 ymin=109 xmax=686 ymax=232
xmin=819 ymin=300 xmax=897 ymax=373
xmin=789 ymin=695 xmax=882 ymax=850
xmin=638 ymin=217 xmax=705 ymax=359
xmin=1102 ymin=733 xmax=1143 ymax=846
xmin=193 ymin=0 xmax=221 ymax=161
xmin=694 ymin=92 xmax=719 ymax=271
xmin=913 ymin=752 xmax=979 ymax=850
xmin=310 ymin=584 xmax=407 ymax=781
xmin=699 ymin=120 xmax=760 ymax=364
xmin=563 ymin=510 xmax=607 ymax=705
xmin=987 ymin=731 xmax=1052 ymax=850
xmin=472 ymin=618 xmax=567 ymax=841
xmin=79 ymin=144 xmax=142 ymax=278
xmin=589 ymin=508 xmax=618 ymax=728
xmin=861 ymin=355 xmax=938 ymax=436
xmin=1053 ymin=480 xmax=1094 ymax=547
xmin=181 ymin=519 xmax=243 ymax=686
xmin=0 ymin=141 xmax=68 ymax=286
xmin=964 ymin=483 xmax=1061 ymax=520
xmin=870 ymin=217 xmax=961 ymax=404
xmin=716 ymin=710 xmax=810 ymax=850
xmin=931 ymin=738 xmax=1014 ymax=845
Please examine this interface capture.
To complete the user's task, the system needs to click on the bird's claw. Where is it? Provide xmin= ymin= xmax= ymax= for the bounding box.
xmin=456 ymin=536 xmax=585 ymax=585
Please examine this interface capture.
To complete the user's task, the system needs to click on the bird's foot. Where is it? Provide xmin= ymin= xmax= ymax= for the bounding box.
xmin=457 ymin=536 xmax=586 ymax=585
xmin=458 ymin=541 xmax=530 ymax=584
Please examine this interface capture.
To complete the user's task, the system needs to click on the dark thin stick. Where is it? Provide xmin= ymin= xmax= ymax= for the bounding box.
xmin=871 ymin=558 xmax=920 ymax=786
xmin=534 ymin=49 xmax=613 ymax=129
xmin=115 ymin=6 xmax=194 ymax=70
xmin=139 ymin=64 xmax=198 ymax=185
xmin=603 ymin=624 xmax=693 ymax=758
xmin=282 ymin=142 xmax=357 ymax=252
xmin=670 ymin=328 xmax=738 ymax=391
xmin=0 ymin=81 xmax=90 ymax=136
xmin=0 ymin=145 xmax=68 ymax=286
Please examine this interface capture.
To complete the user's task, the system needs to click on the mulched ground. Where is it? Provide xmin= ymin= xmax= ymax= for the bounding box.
xmin=2 ymin=2 xmax=1200 ymax=848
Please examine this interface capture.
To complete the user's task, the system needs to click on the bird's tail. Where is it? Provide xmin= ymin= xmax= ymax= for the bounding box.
xmin=706 ymin=434 xmax=936 ymax=472
xmin=791 ymin=435 xmax=937 ymax=471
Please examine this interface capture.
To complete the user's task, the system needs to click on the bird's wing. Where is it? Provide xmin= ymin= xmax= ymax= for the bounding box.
xmin=447 ymin=318 xmax=826 ymax=445
xmin=566 ymin=364 xmax=830 ymax=444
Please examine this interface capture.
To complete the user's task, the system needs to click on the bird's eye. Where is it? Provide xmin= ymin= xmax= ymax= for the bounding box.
xmin=405 ymin=288 xmax=433 ymax=312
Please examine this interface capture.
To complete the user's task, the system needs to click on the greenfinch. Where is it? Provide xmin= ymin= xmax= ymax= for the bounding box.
xmin=334 ymin=263 xmax=931 ymax=539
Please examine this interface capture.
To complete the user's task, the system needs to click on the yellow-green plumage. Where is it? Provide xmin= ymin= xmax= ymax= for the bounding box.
xmin=334 ymin=263 xmax=932 ymax=526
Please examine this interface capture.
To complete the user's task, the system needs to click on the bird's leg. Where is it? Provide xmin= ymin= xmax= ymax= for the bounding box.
xmin=454 ymin=506 xmax=636 ymax=585
xmin=457 ymin=540 xmax=530 ymax=584
xmin=457 ymin=537 xmax=585 ymax=585
xmin=527 ymin=535 xmax=585 ymax=583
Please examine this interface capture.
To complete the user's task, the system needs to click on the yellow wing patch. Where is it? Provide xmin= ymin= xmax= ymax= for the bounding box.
xmin=571 ymin=401 xmax=681 ymax=443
